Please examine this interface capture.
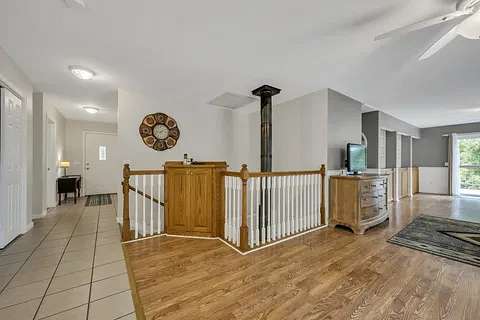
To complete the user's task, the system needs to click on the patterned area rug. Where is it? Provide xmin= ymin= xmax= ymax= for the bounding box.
xmin=388 ymin=215 xmax=480 ymax=267
xmin=86 ymin=194 xmax=113 ymax=206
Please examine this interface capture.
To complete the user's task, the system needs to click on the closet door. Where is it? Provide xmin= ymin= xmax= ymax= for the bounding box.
xmin=0 ymin=88 xmax=26 ymax=248
xmin=167 ymin=168 xmax=189 ymax=234
xmin=188 ymin=168 xmax=212 ymax=234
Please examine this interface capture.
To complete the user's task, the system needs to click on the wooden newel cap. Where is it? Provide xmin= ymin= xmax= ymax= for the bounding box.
xmin=240 ymin=164 xmax=249 ymax=180
xmin=123 ymin=163 xmax=130 ymax=178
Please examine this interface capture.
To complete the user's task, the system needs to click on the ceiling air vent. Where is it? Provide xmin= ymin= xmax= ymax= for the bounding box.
xmin=208 ymin=92 xmax=257 ymax=109
xmin=64 ymin=0 xmax=87 ymax=8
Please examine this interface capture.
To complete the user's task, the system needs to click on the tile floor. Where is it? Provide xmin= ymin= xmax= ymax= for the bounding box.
xmin=0 ymin=197 xmax=136 ymax=320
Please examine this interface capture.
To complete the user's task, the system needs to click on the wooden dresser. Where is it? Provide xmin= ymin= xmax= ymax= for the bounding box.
xmin=164 ymin=161 xmax=227 ymax=237
xmin=329 ymin=175 xmax=389 ymax=234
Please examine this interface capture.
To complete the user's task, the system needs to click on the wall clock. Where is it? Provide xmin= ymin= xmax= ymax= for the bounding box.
xmin=139 ymin=113 xmax=180 ymax=151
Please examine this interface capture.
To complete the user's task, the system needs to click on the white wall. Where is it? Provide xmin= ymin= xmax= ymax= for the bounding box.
xmin=65 ymin=120 xmax=117 ymax=176
xmin=231 ymin=90 xmax=329 ymax=171
xmin=0 ymin=47 xmax=34 ymax=230
xmin=419 ymin=167 xmax=449 ymax=194
xmin=32 ymin=93 xmax=67 ymax=215
xmin=117 ymin=88 xmax=234 ymax=216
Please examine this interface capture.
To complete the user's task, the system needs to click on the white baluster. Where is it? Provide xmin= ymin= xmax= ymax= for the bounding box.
xmin=266 ymin=176 xmax=271 ymax=242
xmin=282 ymin=176 xmax=286 ymax=237
xmin=294 ymin=175 xmax=298 ymax=233
xmin=307 ymin=175 xmax=312 ymax=229
xmin=271 ymin=176 xmax=276 ymax=241
xmin=231 ymin=177 xmax=235 ymax=243
xmin=150 ymin=175 xmax=154 ymax=236
xmin=224 ymin=177 xmax=229 ymax=241
xmin=134 ymin=175 xmax=138 ymax=239
xmin=288 ymin=175 xmax=293 ymax=235
xmin=261 ymin=176 xmax=266 ymax=244
xmin=157 ymin=174 xmax=162 ymax=234
xmin=310 ymin=175 xmax=315 ymax=228
xmin=255 ymin=177 xmax=260 ymax=246
xmin=237 ymin=178 xmax=242 ymax=245
xmin=276 ymin=176 xmax=281 ymax=239
xmin=248 ymin=179 xmax=255 ymax=248
xmin=142 ymin=175 xmax=146 ymax=238
xmin=315 ymin=174 xmax=319 ymax=226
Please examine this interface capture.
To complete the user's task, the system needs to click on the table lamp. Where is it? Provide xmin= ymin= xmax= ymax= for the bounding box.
xmin=60 ymin=161 xmax=70 ymax=176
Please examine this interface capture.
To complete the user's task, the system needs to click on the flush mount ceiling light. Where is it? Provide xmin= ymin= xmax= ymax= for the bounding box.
xmin=69 ymin=65 xmax=95 ymax=80
xmin=83 ymin=106 xmax=99 ymax=114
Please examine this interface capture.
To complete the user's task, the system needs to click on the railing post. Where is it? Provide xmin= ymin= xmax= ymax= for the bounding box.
xmin=320 ymin=164 xmax=326 ymax=225
xmin=239 ymin=164 xmax=249 ymax=252
xmin=122 ymin=164 xmax=131 ymax=241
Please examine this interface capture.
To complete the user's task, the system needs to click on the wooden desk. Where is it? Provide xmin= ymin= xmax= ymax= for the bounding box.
xmin=57 ymin=176 xmax=81 ymax=205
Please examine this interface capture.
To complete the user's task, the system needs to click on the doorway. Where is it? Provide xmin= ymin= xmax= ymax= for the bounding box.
xmin=459 ymin=135 xmax=480 ymax=196
xmin=46 ymin=118 xmax=57 ymax=208
xmin=84 ymin=132 xmax=118 ymax=195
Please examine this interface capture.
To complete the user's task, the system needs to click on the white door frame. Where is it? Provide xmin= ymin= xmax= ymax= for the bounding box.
xmin=82 ymin=131 xmax=117 ymax=196
xmin=46 ymin=117 xmax=57 ymax=208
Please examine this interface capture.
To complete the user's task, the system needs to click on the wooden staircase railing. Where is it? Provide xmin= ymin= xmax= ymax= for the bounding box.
xmin=223 ymin=164 xmax=326 ymax=252
xmin=122 ymin=164 xmax=165 ymax=241
xmin=121 ymin=162 xmax=327 ymax=254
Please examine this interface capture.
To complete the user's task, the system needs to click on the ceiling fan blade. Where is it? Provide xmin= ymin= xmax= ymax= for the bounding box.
xmin=457 ymin=10 xmax=480 ymax=39
xmin=419 ymin=25 xmax=459 ymax=60
xmin=375 ymin=10 xmax=470 ymax=40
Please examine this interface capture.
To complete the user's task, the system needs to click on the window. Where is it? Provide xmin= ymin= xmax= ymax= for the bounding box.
xmin=99 ymin=146 xmax=107 ymax=161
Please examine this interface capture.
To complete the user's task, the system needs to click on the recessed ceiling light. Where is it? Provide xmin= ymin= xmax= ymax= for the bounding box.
xmin=69 ymin=65 xmax=95 ymax=80
xmin=83 ymin=106 xmax=99 ymax=114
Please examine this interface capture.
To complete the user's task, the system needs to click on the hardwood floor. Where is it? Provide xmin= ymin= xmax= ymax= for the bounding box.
xmin=123 ymin=195 xmax=480 ymax=320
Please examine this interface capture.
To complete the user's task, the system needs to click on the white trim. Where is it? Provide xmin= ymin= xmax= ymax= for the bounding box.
xmin=82 ymin=131 xmax=118 ymax=196
xmin=45 ymin=117 xmax=57 ymax=208
xmin=32 ymin=209 xmax=47 ymax=220
xmin=22 ymin=221 xmax=34 ymax=234
xmin=121 ymin=225 xmax=328 ymax=255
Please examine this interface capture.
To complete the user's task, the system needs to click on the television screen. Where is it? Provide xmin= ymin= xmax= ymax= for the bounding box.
xmin=347 ymin=143 xmax=366 ymax=173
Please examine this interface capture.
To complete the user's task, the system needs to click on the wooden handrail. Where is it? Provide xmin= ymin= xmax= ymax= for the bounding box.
xmin=224 ymin=169 xmax=322 ymax=178
xmin=128 ymin=169 xmax=165 ymax=176
xmin=121 ymin=182 xmax=164 ymax=206
xmin=249 ymin=170 xmax=322 ymax=177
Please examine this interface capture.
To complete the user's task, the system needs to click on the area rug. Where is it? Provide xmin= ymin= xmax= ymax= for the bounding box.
xmin=86 ymin=194 xmax=113 ymax=206
xmin=388 ymin=215 xmax=480 ymax=267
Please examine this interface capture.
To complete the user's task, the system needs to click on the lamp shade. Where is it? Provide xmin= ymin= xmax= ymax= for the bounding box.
xmin=59 ymin=161 xmax=70 ymax=168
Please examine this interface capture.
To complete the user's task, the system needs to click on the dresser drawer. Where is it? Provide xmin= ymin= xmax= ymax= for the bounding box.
xmin=361 ymin=205 xmax=379 ymax=220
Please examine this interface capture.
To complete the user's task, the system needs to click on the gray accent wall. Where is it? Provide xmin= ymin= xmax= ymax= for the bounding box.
xmin=401 ymin=135 xmax=411 ymax=168
xmin=386 ymin=131 xmax=397 ymax=168
xmin=327 ymin=89 xmax=362 ymax=170
xmin=413 ymin=122 xmax=480 ymax=167
xmin=362 ymin=111 xmax=379 ymax=168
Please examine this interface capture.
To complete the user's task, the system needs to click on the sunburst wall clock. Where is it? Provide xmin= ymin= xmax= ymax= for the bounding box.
xmin=139 ymin=113 xmax=180 ymax=151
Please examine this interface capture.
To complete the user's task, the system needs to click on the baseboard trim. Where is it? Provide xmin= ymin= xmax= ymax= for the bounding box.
xmin=32 ymin=209 xmax=47 ymax=220
xmin=23 ymin=221 xmax=34 ymax=233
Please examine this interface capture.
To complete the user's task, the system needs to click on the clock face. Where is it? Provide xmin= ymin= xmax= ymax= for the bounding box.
xmin=153 ymin=124 xmax=169 ymax=140
xmin=139 ymin=113 xmax=180 ymax=151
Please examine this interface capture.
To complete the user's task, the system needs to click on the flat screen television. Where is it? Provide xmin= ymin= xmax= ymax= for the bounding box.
xmin=347 ymin=143 xmax=366 ymax=174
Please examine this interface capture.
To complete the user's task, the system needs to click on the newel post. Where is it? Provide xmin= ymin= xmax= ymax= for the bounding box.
xmin=320 ymin=164 xmax=326 ymax=225
xmin=122 ymin=164 xmax=131 ymax=241
xmin=239 ymin=164 xmax=249 ymax=252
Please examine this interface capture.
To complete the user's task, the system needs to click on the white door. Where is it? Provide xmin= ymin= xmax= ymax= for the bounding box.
xmin=84 ymin=132 xmax=118 ymax=195
xmin=0 ymin=88 xmax=26 ymax=248
xmin=46 ymin=119 xmax=57 ymax=207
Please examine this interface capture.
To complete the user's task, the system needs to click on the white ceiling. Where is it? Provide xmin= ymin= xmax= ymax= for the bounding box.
xmin=1 ymin=0 xmax=480 ymax=127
